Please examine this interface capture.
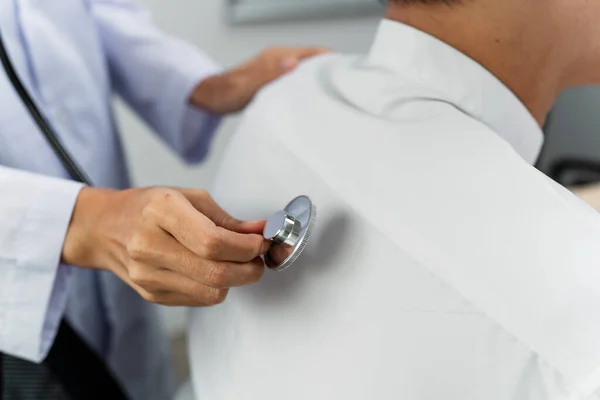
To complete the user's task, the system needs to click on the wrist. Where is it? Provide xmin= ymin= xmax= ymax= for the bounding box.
xmin=61 ymin=186 xmax=118 ymax=269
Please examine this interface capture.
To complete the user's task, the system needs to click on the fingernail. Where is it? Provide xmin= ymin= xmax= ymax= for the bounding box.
xmin=280 ymin=57 xmax=298 ymax=71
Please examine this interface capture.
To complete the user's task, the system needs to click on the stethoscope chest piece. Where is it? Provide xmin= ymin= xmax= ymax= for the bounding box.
xmin=263 ymin=195 xmax=316 ymax=272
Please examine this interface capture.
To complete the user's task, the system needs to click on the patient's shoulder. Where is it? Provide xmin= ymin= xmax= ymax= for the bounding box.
xmin=270 ymin=52 xmax=354 ymax=87
xmin=250 ymin=52 xmax=358 ymax=105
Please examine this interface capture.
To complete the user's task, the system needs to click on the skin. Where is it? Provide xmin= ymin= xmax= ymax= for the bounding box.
xmin=191 ymin=46 xmax=330 ymax=114
xmin=387 ymin=0 xmax=600 ymax=125
xmin=65 ymin=1 xmax=600 ymax=305
xmin=62 ymin=46 xmax=328 ymax=307
xmin=389 ymin=0 xmax=600 ymax=210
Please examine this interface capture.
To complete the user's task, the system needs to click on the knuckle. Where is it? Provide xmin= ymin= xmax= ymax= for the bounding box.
xmin=186 ymin=188 xmax=211 ymax=207
xmin=130 ymin=274 xmax=148 ymax=288
xmin=128 ymin=265 xmax=154 ymax=288
xmin=188 ymin=284 xmax=206 ymax=302
xmin=145 ymin=188 xmax=179 ymax=213
xmin=139 ymin=289 xmax=160 ymax=303
xmin=126 ymin=234 xmax=150 ymax=261
xmin=214 ymin=212 xmax=235 ymax=228
xmin=175 ymin=251 xmax=201 ymax=277
xmin=159 ymin=188 xmax=179 ymax=202
xmin=199 ymin=231 xmax=222 ymax=259
xmin=141 ymin=202 xmax=156 ymax=220
xmin=237 ymin=261 xmax=265 ymax=286
xmin=150 ymin=186 xmax=170 ymax=199
xmin=170 ymin=250 xmax=190 ymax=273
xmin=127 ymin=263 xmax=144 ymax=282
xmin=195 ymin=189 xmax=211 ymax=201
xmin=205 ymin=263 xmax=230 ymax=288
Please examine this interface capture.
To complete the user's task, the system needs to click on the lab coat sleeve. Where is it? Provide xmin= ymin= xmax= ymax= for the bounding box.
xmin=89 ymin=0 xmax=223 ymax=164
xmin=0 ymin=166 xmax=84 ymax=362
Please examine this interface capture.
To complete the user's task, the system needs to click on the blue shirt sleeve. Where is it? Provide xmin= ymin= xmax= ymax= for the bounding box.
xmin=89 ymin=0 xmax=223 ymax=164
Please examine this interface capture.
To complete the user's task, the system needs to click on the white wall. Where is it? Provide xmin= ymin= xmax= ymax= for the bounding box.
xmin=116 ymin=0 xmax=382 ymax=336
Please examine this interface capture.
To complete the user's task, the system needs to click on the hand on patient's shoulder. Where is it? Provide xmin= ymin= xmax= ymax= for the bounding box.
xmin=61 ymin=187 xmax=270 ymax=306
xmin=191 ymin=46 xmax=330 ymax=114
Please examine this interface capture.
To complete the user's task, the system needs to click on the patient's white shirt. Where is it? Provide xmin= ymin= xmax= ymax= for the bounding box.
xmin=189 ymin=20 xmax=600 ymax=399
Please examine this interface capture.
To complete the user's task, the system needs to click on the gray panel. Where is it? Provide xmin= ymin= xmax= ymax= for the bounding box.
xmin=539 ymin=87 xmax=600 ymax=176
xmin=227 ymin=0 xmax=383 ymax=24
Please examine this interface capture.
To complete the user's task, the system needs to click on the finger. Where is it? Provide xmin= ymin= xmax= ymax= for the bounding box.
xmin=105 ymin=260 xmax=209 ymax=306
xmin=177 ymin=189 xmax=244 ymax=230
xmin=151 ymin=293 xmax=207 ymax=307
xmin=142 ymin=290 xmax=230 ymax=307
xmin=149 ymin=188 xmax=216 ymax=240
xmin=164 ymin=189 xmax=271 ymax=260
xmin=276 ymin=47 xmax=330 ymax=74
xmin=108 ymin=261 xmax=172 ymax=303
xmin=128 ymin=230 xmax=265 ymax=287
xmin=286 ymin=46 xmax=331 ymax=60
xmin=135 ymin=284 xmax=224 ymax=307
xmin=109 ymin=260 xmax=138 ymax=288
xmin=177 ymin=188 xmax=267 ymax=234
xmin=132 ymin=267 xmax=231 ymax=306
xmin=229 ymin=219 xmax=267 ymax=235
xmin=149 ymin=190 xmax=265 ymax=261
xmin=208 ymin=226 xmax=270 ymax=262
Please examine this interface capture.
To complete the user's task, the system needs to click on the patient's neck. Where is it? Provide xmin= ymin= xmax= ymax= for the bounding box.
xmin=387 ymin=3 xmax=571 ymax=126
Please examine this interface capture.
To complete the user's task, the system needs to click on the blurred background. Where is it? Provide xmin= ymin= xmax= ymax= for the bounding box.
xmin=119 ymin=0 xmax=600 ymax=388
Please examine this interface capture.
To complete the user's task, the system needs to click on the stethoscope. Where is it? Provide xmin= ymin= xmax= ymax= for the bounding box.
xmin=0 ymin=30 xmax=315 ymax=272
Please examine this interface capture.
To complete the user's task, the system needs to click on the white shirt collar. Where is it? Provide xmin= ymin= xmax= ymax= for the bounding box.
xmin=367 ymin=19 xmax=544 ymax=165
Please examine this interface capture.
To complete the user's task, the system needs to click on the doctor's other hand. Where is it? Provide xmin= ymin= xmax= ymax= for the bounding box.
xmin=62 ymin=187 xmax=270 ymax=306
xmin=191 ymin=46 xmax=330 ymax=114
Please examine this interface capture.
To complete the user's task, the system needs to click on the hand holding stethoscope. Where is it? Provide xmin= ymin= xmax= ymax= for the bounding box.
xmin=0 ymin=30 xmax=316 ymax=284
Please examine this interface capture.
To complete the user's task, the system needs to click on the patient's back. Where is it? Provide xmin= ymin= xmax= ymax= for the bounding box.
xmin=189 ymin=54 xmax=600 ymax=400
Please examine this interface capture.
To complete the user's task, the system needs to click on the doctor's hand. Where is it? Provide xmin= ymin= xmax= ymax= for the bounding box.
xmin=62 ymin=187 xmax=270 ymax=306
xmin=190 ymin=46 xmax=329 ymax=114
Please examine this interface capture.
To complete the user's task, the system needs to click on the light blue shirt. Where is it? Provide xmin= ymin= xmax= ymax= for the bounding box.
xmin=0 ymin=1 xmax=222 ymax=399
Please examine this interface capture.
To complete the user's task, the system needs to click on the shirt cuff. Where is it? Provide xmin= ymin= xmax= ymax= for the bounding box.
xmin=0 ymin=172 xmax=83 ymax=362
xmin=166 ymin=54 xmax=224 ymax=164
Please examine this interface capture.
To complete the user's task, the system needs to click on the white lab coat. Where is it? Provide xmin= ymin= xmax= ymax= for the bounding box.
xmin=0 ymin=1 xmax=221 ymax=399
xmin=188 ymin=20 xmax=600 ymax=399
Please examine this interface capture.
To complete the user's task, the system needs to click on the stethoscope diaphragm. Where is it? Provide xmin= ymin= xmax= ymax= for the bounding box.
xmin=263 ymin=195 xmax=316 ymax=272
